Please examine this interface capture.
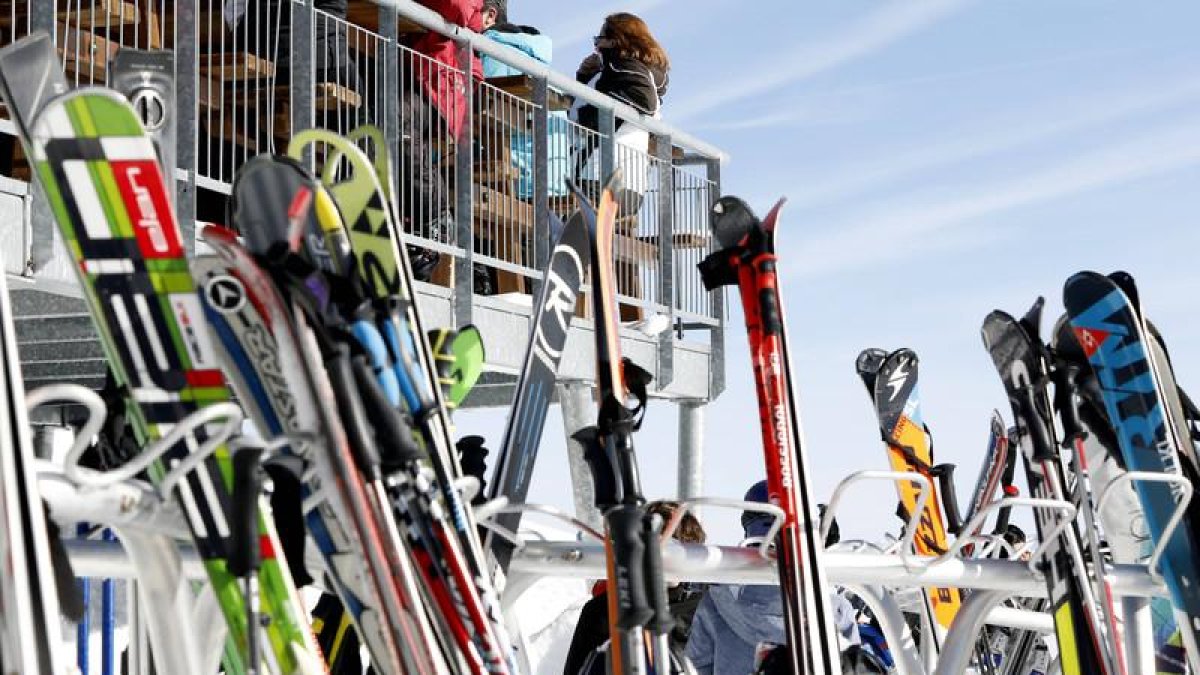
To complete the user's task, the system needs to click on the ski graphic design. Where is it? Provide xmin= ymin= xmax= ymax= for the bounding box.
xmin=982 ymin=300 xmax=1120 ymax=675
xmin=1064 ymin=271 xmax=1200 ymax=673
xmin=19 ymin=86 xmax=321 ymax=673
xmin=486 ymin=209 xmax=590 ymax=574
xmin=699 ymin=195 xmax=840 ymax=675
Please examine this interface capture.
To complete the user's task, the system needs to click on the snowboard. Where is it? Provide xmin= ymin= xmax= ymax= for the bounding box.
xmin=486 ymin=208 xmax=590 ymax=575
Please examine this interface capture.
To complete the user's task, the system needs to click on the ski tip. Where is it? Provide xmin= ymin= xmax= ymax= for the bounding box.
xmin=601 ymin=167 xmax=626 ymax=196
xmin=855 ymin=348 xmax=889 ymax=375
xmin=761 ymin=197 xmax=788 ymax=234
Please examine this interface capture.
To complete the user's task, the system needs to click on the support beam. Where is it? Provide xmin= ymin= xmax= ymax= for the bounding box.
xmin=677 ymin=401 xmax=704 ymax=500
xmin=558 ymin=381 xmax=600 ymax=529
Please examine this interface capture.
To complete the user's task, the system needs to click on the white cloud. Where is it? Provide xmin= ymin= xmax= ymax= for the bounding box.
xmin=789 ymin=118 xmax=1200 ymax=280
xmin=670 ymin=0 xmax=972 ymax=122
xmin=788 ymin=73 xmax=1200 ymax=210
xmin=545 ymin=0 xmax=673 ymax=52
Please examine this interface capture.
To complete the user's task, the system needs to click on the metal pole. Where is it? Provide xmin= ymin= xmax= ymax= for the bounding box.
xmin=677 ymin=401 xmax=703 ymax=500
xmin=704 ymin=158 xmax=725 ymax=400
xmin=101 ymin=529 xmax=115 ymax=675
xmin=174 ymin=1 xmax=197 ymax=255
xmin=1122 ymin=596 xmax=1154 ymax=674
xmin=531 ymin=76 xmax=551 ymax=299
xmin=290 ymin=0 xmax=316 ymax=140
xmin=654 ymin=132 xmax=674 ymax=386
xmin=76 ymin=523 xmax=91 ymax=674
xmin=453 ymin=41 xmax=475 ymax=328
xmin=558 ymin=381 xmax=601 ymax=529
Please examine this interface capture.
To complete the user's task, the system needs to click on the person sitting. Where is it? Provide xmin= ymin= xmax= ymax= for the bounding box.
xmin=570 ymin=12 xmax=670 ymax=216
xmin=687 ymin=482 xmax=866 ymax=675
xmin=478 ymin=0 xmax=571 ymax=201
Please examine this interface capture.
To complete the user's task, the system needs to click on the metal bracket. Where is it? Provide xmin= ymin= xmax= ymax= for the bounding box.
xmin=1096 ymin=470 xmax=1194 ymax=581
xmin=824 ymin=470 xmax=933 ymax=569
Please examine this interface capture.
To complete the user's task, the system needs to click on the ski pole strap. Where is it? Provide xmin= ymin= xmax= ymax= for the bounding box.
xmin=606 ymin=504 xmax=654 ymax=630
xmin=228 ymin=445 xmax=266 ymax=578
xmin=621 ymin=358 xmax=652 ymax=430
xmin=576 ymin=426 xmax=618 ymax=509
xmin=696 ymin=247 xmax=740 ymax=291
xmin=1016 ymin=384 xmax=1056 ymax=461
xmin=1051 ymin=358 xmax=1087 ymax=443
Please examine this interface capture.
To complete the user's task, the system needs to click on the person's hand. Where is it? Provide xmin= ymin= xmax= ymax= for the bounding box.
xmin=577 ymin=53 xmax=602 ymax=82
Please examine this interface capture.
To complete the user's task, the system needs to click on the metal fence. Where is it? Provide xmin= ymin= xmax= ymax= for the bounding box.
xmin=0 ymin=0 xmax=725 ymax=331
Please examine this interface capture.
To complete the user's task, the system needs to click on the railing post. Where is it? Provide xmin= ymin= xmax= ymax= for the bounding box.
xmin=379 ymin=3 xmax=400 ymax=206
xmin=290 ymin=0 xmax=315 ymax=141
xmin=29 ymin=0 xmax=53 ymax=35
xmin=598 ymin=108 xmax=615 ymax=187
xmin=26 ymin=3 xmax=57 ymax=273
xmin=705 ymin=158 xmax=724 ymax=399
xmin=175 ymin=3 xmax=198 ymax=254
xmin=530 ymin=76 xmax=550 ymax=298
xmin=453 ymin=41 xmax=475 ymax=328
xmin=654 ymin=133 xmax=674 ymax=386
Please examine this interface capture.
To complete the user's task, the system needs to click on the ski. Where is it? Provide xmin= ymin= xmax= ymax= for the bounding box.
xmin=485 ymin=209 xmax=590 ymax=575
xmin=574 ymin=174 xmax=672 ymax=675
xmin=286 ymin=127 xmax=518 ymax=672
xmin=981 ymin=299 xmax=1120 ymax=675
xmin=964 ymin=411 xmax=1018 ymax=541
xmin=1063 ymin=271 xmax=1200 ymax=673
xmin=854 ymin=347 xmax=961 ymax=641
xmin=10 ymin=82 xmax=323 ymax=673
xmin=195 ymin=225 xmax=444 ymax=675
xmin=698 ymin=196 xmax=840 ymax=675
xmin=0 ymin=261 xmax=69 ymax=673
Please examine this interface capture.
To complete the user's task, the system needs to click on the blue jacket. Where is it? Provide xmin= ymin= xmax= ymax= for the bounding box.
xmin=482 ymin=24 xmax=552 ymax=77
xmin=686 ymin=585 xmax=785 ymax=675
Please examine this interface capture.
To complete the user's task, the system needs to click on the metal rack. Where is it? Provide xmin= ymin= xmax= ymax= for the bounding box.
xmin=26 ymin=386 xmax=1188 ymax=675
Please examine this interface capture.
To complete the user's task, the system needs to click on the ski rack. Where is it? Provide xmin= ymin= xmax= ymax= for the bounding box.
xmin=26 ymin=383 xmax=252 ymax=675
xmin=19 ymin=388 xmax=1196 ymax=675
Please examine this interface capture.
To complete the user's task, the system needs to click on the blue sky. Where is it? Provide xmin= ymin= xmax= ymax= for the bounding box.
xmin=460 ymin=0 xmax=1200 ymax=544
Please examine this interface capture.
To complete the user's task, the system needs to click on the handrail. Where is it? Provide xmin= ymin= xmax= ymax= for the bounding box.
xmin=366 ymin=0 xmax=728 ymax=162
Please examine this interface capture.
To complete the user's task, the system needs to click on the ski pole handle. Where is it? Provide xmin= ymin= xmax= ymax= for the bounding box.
xmin=644 ymin=515 xmax=673 ymax=637
xmin=1017 ymin=386 xmax=1056 ymax=461
xmin=607 ymin=504 xmax=654 ymax=630
xmin=933 ymin=463 xmax=965 ymax=536
xmin=228 ymin=446 xmax=265 ymax=578
xmin=325 ymin=345 xmax=383 ymax=481
xmin=350 ymin=354 xmax=424 ymax=473
xmin=1052 ymin=360 xmax=1087 ymax=443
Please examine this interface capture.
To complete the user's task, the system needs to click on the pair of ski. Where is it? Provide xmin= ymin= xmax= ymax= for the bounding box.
xmin=0 ymin=34 xmax=326 ymax=674
xmin=1058 ymin=271 xmax=1200 ymax=674
xmin=207 ymin=125 xmax=517 ymax=673
xmin=698 ymin=197 xmax=842 ymax=674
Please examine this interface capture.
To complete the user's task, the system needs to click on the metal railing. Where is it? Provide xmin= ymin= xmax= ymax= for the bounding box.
xmin=0 ymin=0 xmax=726 ymax=334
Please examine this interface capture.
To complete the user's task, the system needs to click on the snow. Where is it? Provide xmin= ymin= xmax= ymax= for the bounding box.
xmin=502 ymin=519 xmax=596 ymax=675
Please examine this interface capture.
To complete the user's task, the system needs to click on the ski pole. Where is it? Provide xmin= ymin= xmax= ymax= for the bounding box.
xmin=230 ymin=444 xmax=266 ymax=675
